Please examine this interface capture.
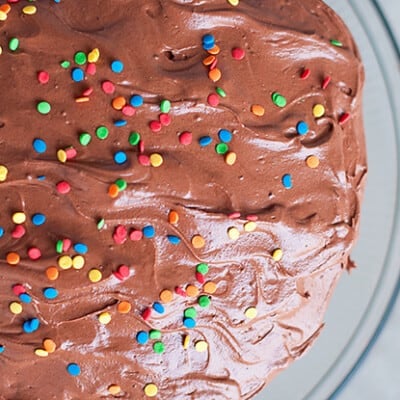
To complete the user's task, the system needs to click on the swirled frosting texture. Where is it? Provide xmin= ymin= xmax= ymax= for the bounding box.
xmin=0 ymin=0 xmax=366 ymax=399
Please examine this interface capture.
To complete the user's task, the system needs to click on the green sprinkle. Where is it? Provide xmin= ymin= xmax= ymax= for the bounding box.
xmin=149 ymin=330 xmax=162 ymax=340
xmin=115 ymin=178 xmax=127 ymax=191
xmin=97 ymin=218 xmax=105 ymax=230
xmin=330 ymin=39 xmax=343 ymax=47
xmin=215 ymin=143 xmax=229 ymax=155
xmin=128 ymin=132 xmax=141 ymax=146
xmin=153 ymin=341 xmax=165 ymax=354
xmin=60 ymin=60 xmax=71 ymax=69
xmin=216 ymin=87 xmax=227 ymax=98
xmin=198 ymin=295 xmax=211 ymax=308
xmin=271 ymin=92 xmax=287 ymax=108
xmin=55 ymin=240 xmax=63 ymax=254
xmin=79 ymin=133 xmax=91 ymax=146
xmin=160 ymin=99 xmax=171 ymax=113
xmin=8 ymin=38 xmax=19 ymax=52
xmin=74 ymin=51 xmax=87 ymax=65
xmin=37 ymin=101 xmax=51 ymax=115
xmin=96 ymin=126 xmax=109 ymax=140
xmin=184 ymin=307 xmax=197 ymax=319
xmin=196 ymin=263 xmax=209 ymax=275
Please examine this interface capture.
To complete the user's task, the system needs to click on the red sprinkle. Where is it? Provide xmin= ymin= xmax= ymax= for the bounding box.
xmin=139 ymin=140 xmax=145 ymax=154
xmin=231 ymin=47 xmax=245 ymax=60
xmin=28 ymin=247 xmax=41 ymax=260
xmin=101 ymin=80 xmax=115 ymax=94
xmin=246 ymin=214 xmax=258 ymax=221
xmin=339 ymin=112 xmax=351 ymax=124
xmin=65 ymin=147 xmax=77 ymax=160
xmin=149 ymin=120 xmax=162 ymax=132
xmin=37 ymin=71 xmax=50 ymax=84
xmin=82 ymin=87 xmax=93 ymax=97
xmin=195 ymin=272 xmax=205 ymax=284
xmin=209 ymin=58 xmax=218 ymax=70
xmin=11 ymin=225 xmax=26 ymax=239
xmin=122 ymin=106 xmax=135 ymax=116
xmin=12 ymin=284 xmax=26 ymax=296
xmin=142 ymin=307 xmax=152 ymax=321
xmin=56 ymin=181 xmax=71 ymax=194
xmin=207 ymin=93 xmax=219 ymax=107
xmin=113 ymin=225 xmax=127 ymax=244
xmin=129 ymin=229 xmax=143 ymax=241
xmin=159 ymin=113 xmax=171 ymax=126
xmin=179 ymin=131 xmax=192 ymax=146
xmin=300 ymin=68 xmax=311 ymax=79
xmin=228 ymin=212 xmax=241 ymax=219
xmin=86 ymin=63 xmax=96 ymax=75
xmin=322 ymin=76 xmax=332 ymax=89
xmin=138 ymin=154 xmax=150 ymax=166
xmin=175 ymin=286 xmax=187 ymax=297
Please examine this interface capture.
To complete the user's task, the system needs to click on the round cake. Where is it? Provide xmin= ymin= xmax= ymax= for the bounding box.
xmin=0 ymin=0 xmax=366 ymax=399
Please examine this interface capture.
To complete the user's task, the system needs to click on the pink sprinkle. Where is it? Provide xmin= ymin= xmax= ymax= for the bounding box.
xmin=129 ymin=229 xmax=143 ymax=241
xmin=246 ymin=214 xmax=258 ymax=221
xmin=339 ymin=112 xmax=351 ymax=124
xmin=179 ymin=131 xmax=192 ymax=145
xmin=101 ymin=80 xmax=115 ymax=94
xmin=11 ymin=225 xmax=26 ymax=239
xmin=209 ymin=58 xmax=218 ymax=70
xmin=86 ymin=63 xmax=96 ymax=75
xmin=12 ymin=284 xmax=26 ymax=296
xmin=56 ymin=181 xmax=71 ymax=194
xmin=149 ymin=120 xmax=162 ymax=132
xmin=122 ymin=105 xmax=135 ymax=116
xmin=37 ymin=71 xmax=50 ymax=84
xmin=65 ymin=147 xmax=77 ymax=160
xmin=231 ymin=47 xmax=245 ymax=60
xmin=195 ymin=272 xmax=205 ymax=284
xmin=138 ymin=154 xmax=150 ymax=166
xmin=175 ymin=286 xmax=187 ymax=297
xmin=300 ymin=68 xmax=311 ymax=79
xmin=322 ymin=76 xmax=331 ymax=89
xmin=142 ymin=307 xmax=152 ymax=321
xmin=139 ymin=140 xmax=145 ymax=154
xmin=82 ymin=87 xmax=93 ymax=97
xmin=28 ymin=247 xmax=41 ymax=260
xmin=117 ymin=264 xmax=130 ymax=278
xmin=228 ymin=212 xmax=241 ymax=219
xmin=159 ymin=113 xmax=171 ymax=126
xmin=113 ymin=225 xmax=127 ymax=244
xmin=207 ymin=93 xmax=219 ymax=107
xmin=62 ymin=238 xmax=72 ymax=252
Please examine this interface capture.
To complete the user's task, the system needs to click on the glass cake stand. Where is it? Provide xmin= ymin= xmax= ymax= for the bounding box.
xmin=256 ymin=0 xmax=400 ymax=399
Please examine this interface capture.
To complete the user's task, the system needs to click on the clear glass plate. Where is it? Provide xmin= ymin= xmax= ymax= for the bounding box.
xmin=256 ymin=1 xmax=400 ymax=398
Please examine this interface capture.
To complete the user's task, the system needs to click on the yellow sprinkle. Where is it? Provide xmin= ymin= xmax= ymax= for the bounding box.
xmin=150 ymin=153 xmax=163 ymax=167
xmin=57 ymin=149 xmax=67 ymax=163
xmin=12 ymin=212 xmax=26 ymax=224
xmin=0 ymin=45 xmax=2 ymax=55
xmin=22 ymin=5 xmax=37 ymax=15
xmin=72 ymin=255 xmax=85 ymax=270
xmin=108 ymin=385 xmax=121 ymax=395
xmin=244 ymin=221 xmax=257 ymax=232
xmin=58 ymin=255 xmax=73 ymax=270
xmin=98 ymin=311 xmax=111 ymax=325
xmin=183 ymin=335 xmax=190 ymax=349
xmin=245 ymin=307 xmax=258 ymax=319
xmin=43 ymin=338 xmax=56 ymax=353
xmin=272 ymin=248 xmax=283 ymax=262
xmin=9 ymin=302 xmax=23 ymax=315
xmin=306 ymin=155 xmax=320 ymax=169
xmin=195 ymin=340 xmax=208 ymax=352
xmin=0 ymin=165 xmax=8 ymax=181
xmin=227 ymin=227 xmax=240 ymax=240
xmin=313 ymin=104 xmax=325 ymax=118
xmin=0 ymin=11 xmax=7 ymax=21
xmin=34 ymin=348 xmax=49 ymax=357
xmin=144 ymin=383 xmax=158 ymax=397
xmin=225 ymin=151 xmax=237 ymax=166
xmin=191 ymin=234 xmax=205 ymax=249
xmin=88 ymin=268 xmax=102 ymax=283
xmin=75 ymin=96 xmax=90 ymax=103
xmin=227 ymin=0 xmax=240 ymax=5
xmin=203 ymin=281 xmax=217 ymax=294
xmin=251 ymin=104 xmax=265 ymax=116
xmin=88 ymin=48 xmax=100 ymax=63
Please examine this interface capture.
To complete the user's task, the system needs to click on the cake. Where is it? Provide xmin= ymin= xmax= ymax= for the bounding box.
xmin=0 ymin=0 xmax=366 ymax=399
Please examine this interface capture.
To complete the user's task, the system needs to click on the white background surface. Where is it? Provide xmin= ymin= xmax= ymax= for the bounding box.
xmin=338 ymin=1 xmax=400 ymax=399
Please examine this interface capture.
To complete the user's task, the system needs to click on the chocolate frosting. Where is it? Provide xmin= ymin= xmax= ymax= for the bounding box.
xmin=0 ymin=0 xmax=366 ymax=399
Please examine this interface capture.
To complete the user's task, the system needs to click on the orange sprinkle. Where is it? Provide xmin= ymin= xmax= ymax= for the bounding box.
xmin=208 ymin=68 xmax=221 ymax=83
xmin=168 ymin=210 xmax=179 ymax=225
xmin=6 ymin=252 xmax=20 ymax=266
xmin=251 ymin=104 xmax=265 ymax=117
xmin=186 ymin=285 xmax=199 ymax=297
xmin=117 ymin=301 xmax=132 ymax=314
xmin=43 ymin=338 xmax=56 ymax=353
xmin=306 ymin=155 xmax=320 ymax=169
xmin=203 ymin=281 xmax=217 ymax=294
xmin=0 ymin=4 xmax=11 ymax=13
xmin=203 ymin=55 xmax=216 ymax=66
xmin=159 ymin=289 xmax=173 ymax=303
xmin=191 ymin=234 xmax=205 ymax=249
xmin=208 ymin=45 xmax=220 ymax=55
xmin=46 ymin=266 xmax=59 ymax=281
xmin=112 ymin=96 xmax=126 ymax=110
xmin=108 ymin=183 xmax=119 ymax=198
xmin=75 ymin=96 xmax=90 ymax=103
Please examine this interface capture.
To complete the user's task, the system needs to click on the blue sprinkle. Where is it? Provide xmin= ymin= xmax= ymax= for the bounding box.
xmin=167 ymin=235 xmax=181 ymax=245
xmin=136 ymin=331 xmax=149 ymax=345
xmin=111 ymin=60 xmax=124 ymax=73
xmin=142 ymin=225 xmax=155 ymax=239
xmin=0 ymin=345 xmax=4 ymax=353
xmin=32 ymin=138 xmax=47 ymax=154
xmin=19 ymin=293 xmax=32 ymax=303
xmin=67 ymin=363 xmax=81 ymax=376
xmin=183 ymin=317 xmax=196 ymax=329
xmin=114 ymin=151 xmax=127 ymax=165
xmin=37 ymin=175 xmax=46 ymax=181
xmin=71 ymin=68 xmax=84 ymax=82
xmin=114 ymin=119 xmax=127 ymax=127
xmin=152 ymin=302 xmax=165 ymax=314
xmin=23 ymin=318 xmax=40 ymax=333
xmin=282 ymin=174 xmax=293 ymax=189
xmin=296 ymin=121 xmax=309 ymax=135
xmin=202 ymin=34 xmax=215 ymax=50
xmin=31 ymin=213 xmax=46 ymax=226
xmin=199 ymin=136 xmax=212 ymax=147
xmin=130 ymin=94 xmax=144 ymax=107
xmin=73 ymin=243 xmax=88 ymax=254
xmin=43 ymin=287 xmax=59 ymax=300
xmin=218 ymin=129 xmax=232 ymax=143
xmin=0 ymin=227 xmax=4 ymax=238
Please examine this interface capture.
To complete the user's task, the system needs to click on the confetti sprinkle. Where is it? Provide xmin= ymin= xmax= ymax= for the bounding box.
xmin=225 ymin=151 xmax=237 ymax=166
xmin=203 ymin=281 xmax=217 ymax=294
xmin=111 ymin=60 xmax=124 ymax=73
xmin=218 ymin=129 xmax=232 ymax=143
xmin=306 ymin=155 xmax=320 ymax=169
xmin=195 ymin=340 xmax=208 ymax=352
xmin=191 ymin=234 xmax=205 ymax=249
xmin=32 ymin=138 xmax=47 ymax=153
xmin=271 ymin=92 xmax=287 ymax=108
xmin=23 ymin=318 xmax=40 ymax=333
xmin=108 ymin=385 xmax=121 ymax=395
xmin=296 ymin=121 xmax=309 ymax=135
xmin=8 ymin=37 xmax=19 ymax=52
xmin=159 ymin=289 xmax=173 ymax=303
xmin=313 ymin=104 xmax=325 ymax=118
xmin=130 ymin=94 xmax=144 ymax=107
xmin=0 ymin=165 xmax=8 ymax=182
xmin=251 ymin=104 xmax=265 ymax=116
xmin=231 ymin=47 xmax=245 ymax=60
xmin=198 ymin=295 xmax=211 ymax=308
xmin=66 ymin=363 xmax=81 ymax=376
xmin=227 ymin=227 xmax=240 ymax=240
xmin=88 ymin=269 xmax=102 ymax=283
xmin=31 ymin=213 xmax=46 ymax=226
xmin=282 ymin=174 xmax=293 ymax=189
xmin=43 ymin=287 xmax=59 ymax=300
xmin=144 ymin=383 xmax=158 ymax=397
xmin=98 ymin=312 xmax=112 ymax=325
xmin=245 ymin=307 xmax=258 ymax=319
xmin=272 ymin=248 xmax=283 ymax=262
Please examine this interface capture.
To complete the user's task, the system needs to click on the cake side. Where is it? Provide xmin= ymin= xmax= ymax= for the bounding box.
xmin=0 ymin=1 xmax=366 ymax=399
